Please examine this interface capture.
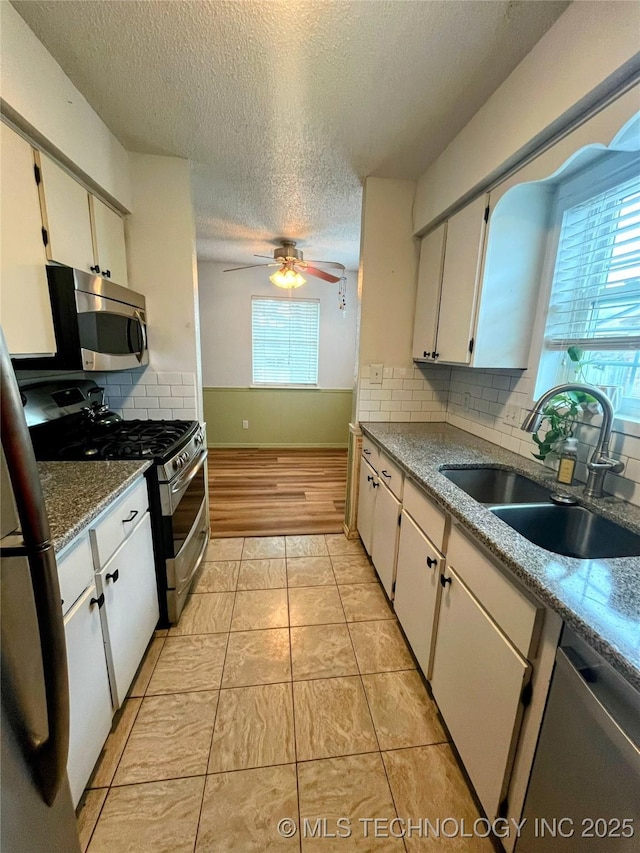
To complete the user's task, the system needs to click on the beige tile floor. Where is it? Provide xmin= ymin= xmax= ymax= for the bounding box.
xmin=77 ymin=534 xmax=494 ymax=853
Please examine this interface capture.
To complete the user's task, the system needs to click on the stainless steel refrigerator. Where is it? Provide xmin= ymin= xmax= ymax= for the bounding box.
xmin=0 ymin=329 xmax=81 ymax=853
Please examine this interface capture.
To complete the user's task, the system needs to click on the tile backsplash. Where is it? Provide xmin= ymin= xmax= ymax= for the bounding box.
xmin=357 ymin=363 xmax=640 ymax=506
xmin=357 ymin=365 xmax=450 ymax=424
xmin=446 ymin=366 xmax=640 ymax=506
xmin=100 ymin=368 xmax=197 ymax=421
xmin=16 ymin=366 xmax=198 ymax=422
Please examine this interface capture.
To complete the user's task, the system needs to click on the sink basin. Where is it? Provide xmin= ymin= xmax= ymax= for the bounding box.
xmin=490 ymin=504 xmax=640 ymax=559
xmin=441 ymin=467 xmax=551 ymax=504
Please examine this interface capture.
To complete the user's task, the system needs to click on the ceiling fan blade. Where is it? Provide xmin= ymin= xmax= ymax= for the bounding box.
xmin=224 ymin=262 xmax=280 ymax=272
xmin=303 ymin=260 xmax=346 ymax=270
xmin=304 ymin=265 xmax=341 ymax=283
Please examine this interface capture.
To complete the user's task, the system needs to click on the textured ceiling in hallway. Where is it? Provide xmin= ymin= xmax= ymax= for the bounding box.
xmin=13 ymin=0 xmax=569 ymax=268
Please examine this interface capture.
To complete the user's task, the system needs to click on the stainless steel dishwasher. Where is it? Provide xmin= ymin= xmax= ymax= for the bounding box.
xmin=517 ymin=627 xmax=640 ymax=851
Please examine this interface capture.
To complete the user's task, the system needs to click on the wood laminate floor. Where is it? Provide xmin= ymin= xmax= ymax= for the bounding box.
xmin=208 ymin=449 xmax=348 ymax=538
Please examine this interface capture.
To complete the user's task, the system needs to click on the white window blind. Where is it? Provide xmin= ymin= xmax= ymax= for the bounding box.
xmin=545 ymin=172 xmax=640 ymax=352
xmin=252 ymin=297 xmax=319 ymax=385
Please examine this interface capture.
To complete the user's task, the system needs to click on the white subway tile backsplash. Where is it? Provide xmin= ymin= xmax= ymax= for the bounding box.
xmin=132 ymin=408 xmax=148 ymax=419
xmin=156 ymin=372 xmax=183 ymax=385
xmin=155 ymin=409 xmax=174 ymax=419
xmin=159 ymin=397 xmax=179 ymax=408
xmin=171 ymin=385 xmax=195 ymax=397
xmin=181 ymin=408 xmax=197 ymax=419
xmin=370 ymin=390 xmax=392 ymax=401
xmin=138 ymin=371 xmax=158 ymax=385
xmin=138 ymin=397 xmax=158 ymax=408
xmin=182 ymin=373 xmax=195 ymax=385
xmin=154 ymin=386 xmax=172 ymax=396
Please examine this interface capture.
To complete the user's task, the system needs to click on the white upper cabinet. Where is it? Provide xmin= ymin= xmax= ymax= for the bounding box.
xmin=412 ymin=223 xmax=445 ymax=361
xmin=437 ymin=194 xmax=489 ymax=364
xmin=37 ymin=152 xmax=129 ymax=286
xmin=412 ymin=185 xmax=545 ymax=369
xmin=413 ymin=194 xmax=489 ymax=367
xmin=0 ymin=124 xmax=56 ymax=356
xmin=37 ymin=152 xmax=95 ymax=273
xmin=91 ymin=195 xmax=128 ymax=286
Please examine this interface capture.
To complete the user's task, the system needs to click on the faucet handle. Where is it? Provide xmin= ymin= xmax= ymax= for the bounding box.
xmin=587 ymin=455 xmax=625 ymax=475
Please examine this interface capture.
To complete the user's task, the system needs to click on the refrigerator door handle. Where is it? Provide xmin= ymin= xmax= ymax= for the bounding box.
xmin=1 ymin=330 xmax=70 ymax=805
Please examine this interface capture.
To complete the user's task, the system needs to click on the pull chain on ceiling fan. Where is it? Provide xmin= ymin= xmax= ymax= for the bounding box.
xmin=224 ymin=240 xmax=345 ymax=289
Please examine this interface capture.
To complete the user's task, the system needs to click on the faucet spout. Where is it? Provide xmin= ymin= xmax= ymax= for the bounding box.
xmin=521 ymin=383 xmax=623 ymax=498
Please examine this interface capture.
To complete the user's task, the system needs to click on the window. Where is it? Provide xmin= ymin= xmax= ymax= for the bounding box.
xmin=539 ymin=162 xmax=640 ymax=420
xmin=252 ymin=297 xmax=319 ymax=385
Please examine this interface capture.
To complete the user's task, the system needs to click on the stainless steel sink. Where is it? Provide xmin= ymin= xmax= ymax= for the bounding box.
xmin=490 ymin=504 xmax=640 ymax=559
xmin=440 ymin=467 xmax=551 ymax=505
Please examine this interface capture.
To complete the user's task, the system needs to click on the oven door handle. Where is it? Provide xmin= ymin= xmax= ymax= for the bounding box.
xmin=171 ymin=449 xmax=208 ymax=494
xmin=176 ymin=527 xmax=209 ymax=597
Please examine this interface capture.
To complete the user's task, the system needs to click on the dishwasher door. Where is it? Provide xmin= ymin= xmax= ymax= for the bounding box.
xmin=517 ymin=629 xmax=640 ymax=851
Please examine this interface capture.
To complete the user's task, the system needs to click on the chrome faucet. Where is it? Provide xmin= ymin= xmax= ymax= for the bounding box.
xmin=521 ymin=383 xmax=624 ymax=499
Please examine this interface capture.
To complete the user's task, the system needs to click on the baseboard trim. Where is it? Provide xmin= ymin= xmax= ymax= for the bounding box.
xmin=207 ymin=442 xmax=349 ymax=449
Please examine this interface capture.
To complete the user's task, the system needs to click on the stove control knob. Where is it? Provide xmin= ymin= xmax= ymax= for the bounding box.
xmin=172 ymin=458 xmax=180 ymax=471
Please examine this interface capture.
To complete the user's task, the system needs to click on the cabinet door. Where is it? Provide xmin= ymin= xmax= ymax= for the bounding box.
xmin=412 ymin=224 xmax=445 ymax=360
xmin=97 ymin=513 xmax=158 ymax=708
xmin=431 ymin=565 xmax=530 ymax=819
xmin=435 ymin=194 xmax=489 ymax=364
xmin=0 ymin=124 xmax=55 ymax=356
xmin=91 ymin=195 xmax=128 ymax=287
xmin=37 ymin=153 xmax=95 ymax=273
xmin=357 ymin=458 xmax=378 ymax=555
xmin=371 ymin=479 xmax=400 ymax=598
xmin=64 ymin=584 xmax=113 ymax=807
xmin=393 ymin=511 xmax=442 ymax=677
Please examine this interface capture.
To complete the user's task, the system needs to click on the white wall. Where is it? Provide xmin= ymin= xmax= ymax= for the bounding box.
xmin=126 ymin=153 xmax=203 ymax=419
xmin=414 ymin=0 xmax=640 ymax=232
xmin=0 ymin=3 xmax=131 ymax=210
xmin=198 ymin=262 xmax=357 ymax=388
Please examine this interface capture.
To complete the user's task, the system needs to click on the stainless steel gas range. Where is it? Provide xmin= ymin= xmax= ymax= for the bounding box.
xmin=25 ymin=380 xmax=209 ymax=625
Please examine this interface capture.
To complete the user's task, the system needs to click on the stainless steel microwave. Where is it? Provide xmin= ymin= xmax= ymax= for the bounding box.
xmin=12 ymin=267 xmax=149 ymax=372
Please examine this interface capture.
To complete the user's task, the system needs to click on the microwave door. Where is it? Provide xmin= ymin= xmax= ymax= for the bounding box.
xmin=76 ymin=291 xmax=149 ymax=371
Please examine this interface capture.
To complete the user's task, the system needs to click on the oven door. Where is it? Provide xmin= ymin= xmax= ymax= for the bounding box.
xmin=163 ymin=450 xmax=209 ymax=623
xmin=75 ymin=291 xmax=149 ymax=371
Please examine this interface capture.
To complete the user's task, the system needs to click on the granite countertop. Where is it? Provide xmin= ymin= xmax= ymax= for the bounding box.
xmin=38 ymin=460 xmax=152 ymax=553
xmin=360 ymin=422 xmax=640 ymax=690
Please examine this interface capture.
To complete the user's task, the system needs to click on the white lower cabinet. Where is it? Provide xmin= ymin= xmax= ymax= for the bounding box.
xmin=393 ymin=510 xmax=443 ymax=677
xmin=357 ymin=457 xmax=378 ymax=555
xmin=64 ymin=583 xmax=113 ymax=807
xmin=95 ymin=512 xmax=158 ymax=708
xmin=431 ymin=565 xmax=531 ymax=820
xmin=371 ymin=479 xmax=401 ymax=598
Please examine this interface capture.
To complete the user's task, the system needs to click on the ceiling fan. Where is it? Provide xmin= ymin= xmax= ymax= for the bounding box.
xmin=224 ymin=240 xmax=345 ymax=289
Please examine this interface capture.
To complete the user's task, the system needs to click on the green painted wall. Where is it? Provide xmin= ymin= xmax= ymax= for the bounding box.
xmin=203 ymin=388 xmax=353 ymax=447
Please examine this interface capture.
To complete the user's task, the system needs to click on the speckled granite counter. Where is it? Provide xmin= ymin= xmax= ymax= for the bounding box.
xmin=360 ymin=422 xmax=640 ymax=691
xmin=38 ymin=460 xmax=152 ymax=553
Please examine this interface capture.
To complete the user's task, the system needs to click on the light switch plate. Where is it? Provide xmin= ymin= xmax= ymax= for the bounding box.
xmin=371 ymin=363 xmax=383 ymax=384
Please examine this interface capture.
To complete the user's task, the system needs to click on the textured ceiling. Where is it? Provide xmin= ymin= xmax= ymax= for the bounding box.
xmin=13 ymin=0 xmax=569 ymax=269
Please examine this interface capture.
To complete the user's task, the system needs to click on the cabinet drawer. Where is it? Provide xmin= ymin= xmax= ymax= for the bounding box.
xmin=402 ymin=479 xmax=447 ymax=552
xmin=90 ymin=477 xmax=149 ymax=567
xmin=361 ymin=436 xmax=380 ymax=472
xmin=57 ymin=533 xmax=94 ymax=616
xmin=378 ymin=451 xmax=404 ymax=500
xmin=447 ymin=524 xmax=543 ymax=658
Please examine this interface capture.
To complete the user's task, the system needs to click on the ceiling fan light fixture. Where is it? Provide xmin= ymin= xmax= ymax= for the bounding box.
xmin=269 ymin=268 xmax=306 ymax=289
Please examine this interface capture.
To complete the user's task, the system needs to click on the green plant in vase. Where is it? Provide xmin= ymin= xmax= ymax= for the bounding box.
xmin=531 ymin=390 xmax=593 ymax=462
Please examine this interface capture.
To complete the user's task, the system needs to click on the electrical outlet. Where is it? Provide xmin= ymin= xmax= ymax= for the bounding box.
xmin=242 ymin=419 xmax=249 ymax=429
xmin=371 ymin=363 xmax=383 ymax=384
xmin=503 ymin=405 xmax=520 ymax=426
